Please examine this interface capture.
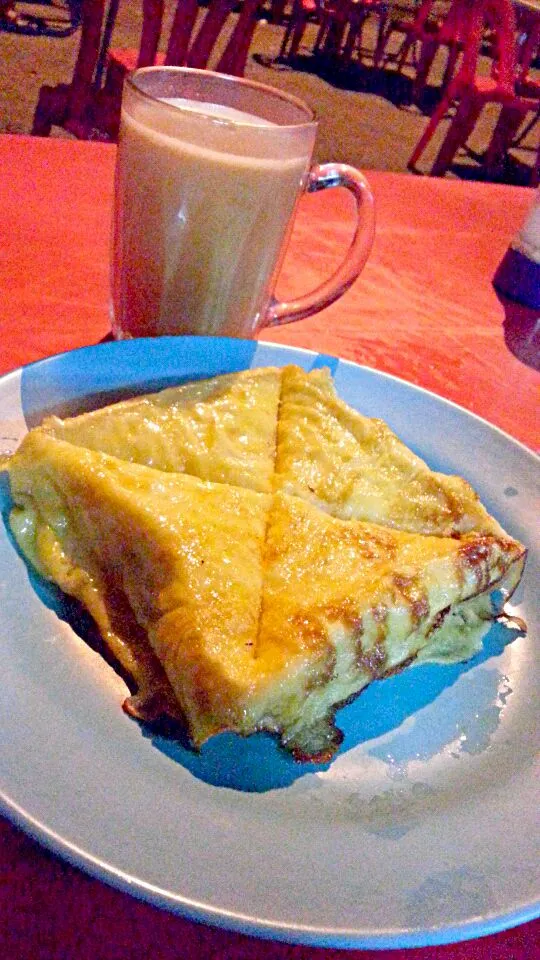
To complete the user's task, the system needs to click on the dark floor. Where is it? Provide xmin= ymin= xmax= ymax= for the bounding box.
xmin=0 ymin=0 xmax=537 ymax=184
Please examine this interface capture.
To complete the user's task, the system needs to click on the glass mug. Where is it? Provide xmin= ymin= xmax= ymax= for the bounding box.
xmin=111 ymin=67 xmax=375 ymax=340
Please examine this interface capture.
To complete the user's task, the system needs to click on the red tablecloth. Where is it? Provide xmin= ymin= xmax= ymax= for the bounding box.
xmin=1 ymin=136 xmax=538 ymax=447
xmin=0 ymin=134 xmax=538 ymax=959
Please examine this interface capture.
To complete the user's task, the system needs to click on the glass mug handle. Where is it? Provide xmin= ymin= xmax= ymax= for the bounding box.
xmin=266 ymin=163 xmax=375 ymax=327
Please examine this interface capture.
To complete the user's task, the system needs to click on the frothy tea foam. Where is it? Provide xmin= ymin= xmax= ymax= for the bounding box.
xmin=161 ymin=97 xmax=277 ymax=126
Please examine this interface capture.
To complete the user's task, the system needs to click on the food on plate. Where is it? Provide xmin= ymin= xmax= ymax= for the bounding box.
xmin=41 ymin=366 xmax=281 ymax=493
xmin=8 ymin=431 xmax=268 ymax=729
xmin=4 ymin=366 xmax=527 ymax=762
xmin=258 ymin=492 xmax=524 ymax=760
xmin=275 ymin=365 xmax=505 ymax=536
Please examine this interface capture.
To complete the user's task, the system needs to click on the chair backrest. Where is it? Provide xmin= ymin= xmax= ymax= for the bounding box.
xmin=453 ymin=0 xmax=518 ymax=93
xmin=148 ymin=0 xmax=263 ymax=74
xmin=186 ymin=0 xmax=263 ymax=75
xmin=139 ymin=0 xmax=166 ymax=67
xmin=97 ymin=0 xmax=264 ymax=88
xmin=33 ymin=0 xmax=265 ymax=141
xmin=139 ymin=0 xmax=248 ymax=71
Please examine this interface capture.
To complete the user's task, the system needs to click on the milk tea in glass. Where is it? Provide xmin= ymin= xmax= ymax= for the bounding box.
xmin=111 ymin=68 xmax=375 ymax=339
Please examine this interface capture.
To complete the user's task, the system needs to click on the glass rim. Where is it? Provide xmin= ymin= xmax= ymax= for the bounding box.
xmin=125 ymin=66 xmax=318 ymax=130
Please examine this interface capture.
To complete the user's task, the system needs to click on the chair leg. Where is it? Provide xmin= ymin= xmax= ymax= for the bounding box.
xmin=270 ymin=0 xmax=288 ymax=24
xmin=288 ymin=13 xmax=309 ymax=58
xmin=431 ymin=97 xmax=482 ymax=177
xmin=373 ymin=18 xmax=394 ymax=68
xmin=340 ymin=24 xmax=356 ymax=67
xmin=187 ymin=0 xmax=233 ymax=70
xmin=341 ymin=13 xmax=366 ymax=68
xmin=408 ymin=91 xmax=454 ymax=169
xmin=373 ymin=10 xmax=389 ymax=68
xmin=484 ymin=104 xmax=524 ymax=178
xmin=31 ymin=84 xmax=69 ymax=137
xmin=278 ymin=15 xmax=295 ymax=57
xmin=102 ymin=57 xmax=128 ymax=100
xmin=412 ymin=37 xmax=438 ymax=103
xmin=91 ymin=89 xmax=121 ymax=141
xmin=216 ymin=0 xmax=261 ymax=75
xmin=278 ymin=1 xmax=308 ymax=59
xmin=312 ymin=15 xmax=327 ymax=54
xmin=322 ymin=18 xmax=347 ymax=59
xmin=165 ymin=0 xmax=198 ymax=64
xmin=441 ymin=42 xmax=460 ymax=93
xmin=32 ymin=89 xmax=54 ymax=137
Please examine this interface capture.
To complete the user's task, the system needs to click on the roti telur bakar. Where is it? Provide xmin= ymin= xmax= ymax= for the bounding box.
xmin=4 ymin=366 xmax=526 ymax=762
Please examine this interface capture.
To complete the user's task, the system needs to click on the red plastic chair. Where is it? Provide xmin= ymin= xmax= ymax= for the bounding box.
xmin=278 ymin=0 xmax=319 ymax=60
xmin=377 ymin=0 xmax=472 ymax=102
xmin=484 ymin=16 xmax=540 ymax=184
xmin=311 ymin=0 xmax=352 ymax=60
xmin=32 ymin=0 xmax=264 ymax=141
xmin=376 ymin=0 xmax=436 ymax=67
xmin=280 ymin=0 xmax=387 ymax=65
xmin=309 ymin=0 xmax=387 ymax=65
xmin=339 ymin=0 xmax=390 ymax=69
xmin=408 ymin=0 xmax=540 ymax=182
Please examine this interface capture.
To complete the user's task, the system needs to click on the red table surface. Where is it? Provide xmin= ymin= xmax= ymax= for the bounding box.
xmin=0 ymin=134 xmax=538 ymax=959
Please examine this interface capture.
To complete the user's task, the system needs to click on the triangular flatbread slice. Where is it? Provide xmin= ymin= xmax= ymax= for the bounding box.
xmin=8 ymin=436 xmax=524 ymax=761
xmin=41 ymin=366 xmax=282 ymax=493
xmin=275 ymin=365 xmax=504 ymax=536
xmin=38 ymin=363 xmax=501 ymax=540
xmin=257 ymin=493 xmax=525 ymax=761
xmin=5 ymin=369 xmax=527 ymax=762
xmin=7 ymin=431 xmax=271 ymax=745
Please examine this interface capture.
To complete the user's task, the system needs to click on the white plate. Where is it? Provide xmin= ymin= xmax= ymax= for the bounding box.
xmin=1 ymin=337 xmax=538 ymax=949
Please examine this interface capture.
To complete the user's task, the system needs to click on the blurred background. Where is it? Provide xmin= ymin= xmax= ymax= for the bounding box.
xmin=0 ymin=0 xmax=537 ymax=182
